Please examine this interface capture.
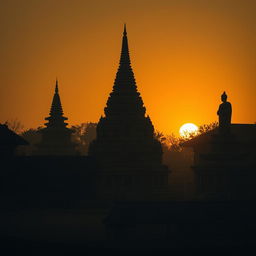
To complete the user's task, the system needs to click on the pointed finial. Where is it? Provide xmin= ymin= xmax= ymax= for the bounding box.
xmin=123 ymin=23 xmax=127 ymax=36
xmin=119 ymin=24 xmax=130 ymax=65
xmin=55 ymin=78 xmax=59 ymax=93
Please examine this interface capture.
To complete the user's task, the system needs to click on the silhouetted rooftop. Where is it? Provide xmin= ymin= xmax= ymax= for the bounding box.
xmin=0 ymin=124 xmax=28 ymax=146
xmin=182 ymin=123 xmax=256 ymax=147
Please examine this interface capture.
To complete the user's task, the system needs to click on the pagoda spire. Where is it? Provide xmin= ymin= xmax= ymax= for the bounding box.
xmin=119 ymin=23 xmax=130 ymax=65
xmin=55 ymin=78 xmax=59 ymax=93
xmin=103 ymin=25 xmax=146 ymax=117
xmin=113 ymin=24 xmax=136 ymax=91
xmin=45 ymin=80 xmax=67 ymax=128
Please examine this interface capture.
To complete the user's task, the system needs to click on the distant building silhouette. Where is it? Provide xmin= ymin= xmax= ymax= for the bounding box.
xmin=0 ymin=123 xmax=28 ymax=156
xmin=183 ymin=92 xmax=256 ymax=200
xmin=35 ymin=80 xmax=77 ymax=155
xmin=89 ymin=25 xmax=169 ymax=200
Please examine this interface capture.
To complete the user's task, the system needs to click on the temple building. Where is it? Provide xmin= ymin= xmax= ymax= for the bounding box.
xmin=35 ymin=80 xmax=77 ymax=155
xmin=183 ymin=92 xmax=256 ymax=200
xmin=0 ymin=123 xmax=28 ymax=157
xmin=89 ymin=26 xmax=169 ymax=200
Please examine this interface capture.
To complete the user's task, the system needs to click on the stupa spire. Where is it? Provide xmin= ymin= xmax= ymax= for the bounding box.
xmin=123 ymin=23 xmax=127 ymax=35
xmin=119 ymin=24 xmax=130 ymax=65
xmin=49 ymin=79 xmax=63 ymax=116
xmin=104 ymin=25 xmax=144 ymax=117
xmin=45 ymin=80 xmax=67 ymax=128
xmin=55 ymin=78 xmax=59 ymax=93
xmin=112 ymin=24 xmax=137 ymax=94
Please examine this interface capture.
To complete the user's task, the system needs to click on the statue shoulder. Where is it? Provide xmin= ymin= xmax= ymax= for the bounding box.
xmin=226 ymin=101 xmax=232 ymax=109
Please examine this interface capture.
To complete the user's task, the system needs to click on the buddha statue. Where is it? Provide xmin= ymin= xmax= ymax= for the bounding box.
xmin=217 ymin=91 xmax=232 ymax=134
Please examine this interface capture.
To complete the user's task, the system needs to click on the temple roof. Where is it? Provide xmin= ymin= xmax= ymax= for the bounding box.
xmin=182 ymin=124 xmax=256 ymax=147
xmin=0 ymin=124 xmax=28 ymax=146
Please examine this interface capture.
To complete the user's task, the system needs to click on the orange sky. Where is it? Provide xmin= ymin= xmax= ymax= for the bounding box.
xmin=0 ymin=0 xmax=255 ymax=135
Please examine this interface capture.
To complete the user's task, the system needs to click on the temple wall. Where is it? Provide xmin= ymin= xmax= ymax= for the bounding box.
xmin=0 ymin=156 xmax=97 ymax=209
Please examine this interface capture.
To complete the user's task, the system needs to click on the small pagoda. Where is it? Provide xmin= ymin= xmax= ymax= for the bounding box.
xmin=89 ymin=26 xmax=169 ymax=200
xmin=35 ymin=80 xmax=76 ymax=155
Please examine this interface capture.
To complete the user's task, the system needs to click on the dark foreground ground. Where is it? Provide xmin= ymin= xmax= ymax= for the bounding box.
xmin=1 ymin=236 xmax=256 ymax=256
xmin=1 ymin=201 xmax=256 ymax=256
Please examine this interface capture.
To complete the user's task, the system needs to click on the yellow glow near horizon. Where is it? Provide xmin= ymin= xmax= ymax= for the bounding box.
xmin=179 ymin=123 xmax=199 ymax=138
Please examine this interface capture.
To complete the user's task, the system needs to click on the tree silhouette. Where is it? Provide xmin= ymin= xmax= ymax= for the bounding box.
xmin=17 ymin=127 xmax=42 ymax=155
xmin=21 ymin=127 xmax=42 ymax=144
xmin=71 ymin=122 xmax=97 ymax=155
xmin=155 ymin=122 xmax=219 ymax=152
xmin=198 ymin=121 xmax=218 ymax=134
xmin=5 ymin=119 xmax=24 ymax=134
xmin=154 ymin=130 xmax=166 ymax=144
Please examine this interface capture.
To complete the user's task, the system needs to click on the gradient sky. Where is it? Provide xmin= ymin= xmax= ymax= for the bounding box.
xmin=1 ymin=0 xmax=255 ymax=135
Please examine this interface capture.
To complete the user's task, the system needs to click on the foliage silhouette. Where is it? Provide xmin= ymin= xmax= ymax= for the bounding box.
xmin=5 ymin=119 xmax=24 ymax=134
xmin=71 ymin=122 xmax=97 ymax=155
xmin=155 ymin=122 xmax=219 ymax=152
xmin=16 ymin=127 xmax=42 ymax=155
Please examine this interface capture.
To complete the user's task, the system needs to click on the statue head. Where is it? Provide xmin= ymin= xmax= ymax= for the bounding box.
xmin=221 ymin=91 xmax=227 ymax=103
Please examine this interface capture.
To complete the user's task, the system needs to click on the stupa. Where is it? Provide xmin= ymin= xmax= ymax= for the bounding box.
xmin=35 ymin=80 xmax=77 ymax=155
xmin=89 ymin=25 xmax=169 ymax=200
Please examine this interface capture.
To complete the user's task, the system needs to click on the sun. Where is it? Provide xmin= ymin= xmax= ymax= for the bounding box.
xmin=179 ymin=123 xmax=199 ymax=138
